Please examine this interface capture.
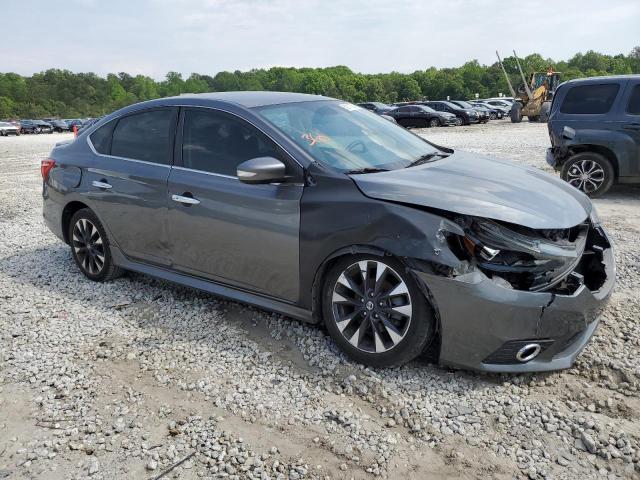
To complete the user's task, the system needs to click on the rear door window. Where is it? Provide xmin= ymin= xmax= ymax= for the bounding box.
xmin=560 ymin=84 xmax=620 ymax=114
xmin=111 ymin=108 xmax=177 ymax=164
xmin=627 ymin=84 xmax=640 ymax=115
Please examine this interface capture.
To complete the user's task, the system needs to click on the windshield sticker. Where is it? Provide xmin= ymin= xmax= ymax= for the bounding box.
xmin=301 ymin=132 xmax=329 ymax=146
xmin=338 ymin=103 xmax=359 ymax=111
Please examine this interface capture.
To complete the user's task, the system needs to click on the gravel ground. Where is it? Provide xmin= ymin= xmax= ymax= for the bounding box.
xmin=1 ymin=123 xmax=639 ymax=480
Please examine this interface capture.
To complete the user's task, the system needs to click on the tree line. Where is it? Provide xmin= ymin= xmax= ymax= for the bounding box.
xmin=1 ymin=48 xmax=639 ymax=119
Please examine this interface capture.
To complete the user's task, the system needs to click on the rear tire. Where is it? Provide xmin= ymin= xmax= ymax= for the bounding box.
xmin=560 ymin=152 xmax=615 ymax=198
xmin=539 ymin=102 xmax=551 ymax=122
xmin=322 ymin=255 xmax=435 ymax=367
xmin=510 ymin=103 xmax=523 ymax=123
xmin=69 ymin=208 xmax=124 ymax=282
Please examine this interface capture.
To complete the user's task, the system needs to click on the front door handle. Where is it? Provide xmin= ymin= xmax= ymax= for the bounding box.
xmin=171 ymin=193 xmax=201 ymax=206
xmin=92 ymin=180 xmax=112 ymax=190
xmin=622 ymin=123 xmax=640 ymax=130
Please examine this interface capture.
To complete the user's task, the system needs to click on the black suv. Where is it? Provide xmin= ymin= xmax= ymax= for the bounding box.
xmin=547 ymin=75 xmax=640 ymax=197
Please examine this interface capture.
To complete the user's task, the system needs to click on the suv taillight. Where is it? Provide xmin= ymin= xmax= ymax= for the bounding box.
xmin=41 ymin=159 xmax=56 ymax=181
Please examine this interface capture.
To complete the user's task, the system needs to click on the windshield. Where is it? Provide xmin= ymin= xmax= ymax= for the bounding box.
xmin=255 ymin=100 xmax=441 ymax=172
xmin=440 ymin=101 xmax=462 ymax=110
xmin=417 ymin=105 xmax=436 ymax=113
xmin=455 ymin=101 xmax=474 ymax=109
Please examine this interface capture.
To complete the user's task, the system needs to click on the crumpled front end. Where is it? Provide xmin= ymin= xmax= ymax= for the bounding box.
xmin=411 ymin=213 xmax=615 ymax=372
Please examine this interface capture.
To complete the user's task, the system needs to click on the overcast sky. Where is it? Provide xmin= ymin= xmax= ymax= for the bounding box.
xmin=4 ymin=0 xmax=639 ymax=78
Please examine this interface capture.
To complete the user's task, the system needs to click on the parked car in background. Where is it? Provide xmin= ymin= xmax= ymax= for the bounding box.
xmin=385 ymin=104 xmax=457 ymax=128
xmin=64 ymin=119 xmax=84 ymax=131
xmin=547 ymin=75 xmax=640 ymax=197
xmin=422 ymin=101 xmax=479 ymax=125
xmin=449 ymin=100 xmax=490 ymax=122
xmin=77 ymin=117 xmax=100 ymax=133
xmin=35 ymin=120 xmax=54 ymax=134
xmin=49 ymin=119 xmax=70 ymax=132
xmin=471 ymin=100 xmax=509 ymax=118
xmin=42 ymin=91 xmax=614 ymax=372
xmin=357 ymin=102 xmax=393 ymax=115
xmin=0 ymin=121 xmax=20 ymax=136
xmin=485 ymin=97 xmax=514 ymax=104
xmin=20 ymin=120 xmax=40 ymax=134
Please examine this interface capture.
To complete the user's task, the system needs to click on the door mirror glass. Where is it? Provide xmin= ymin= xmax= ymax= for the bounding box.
xmin=237 ymin=157 xmax=286 ymax=184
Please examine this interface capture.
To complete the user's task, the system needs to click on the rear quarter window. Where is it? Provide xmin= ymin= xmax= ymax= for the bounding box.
xmin=627 ymin=84 xmax=640 ymax=115
xmin=560 ymin=83 xmax=620 ymax=114
xmin=89 ymin=121 xmax=115 ymax=155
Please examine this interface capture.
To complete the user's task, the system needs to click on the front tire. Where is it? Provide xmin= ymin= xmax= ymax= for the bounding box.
xmin=560 ymin=152 xmax=615 ymax=198
xmin=322 ymin=255 xmax=435 ymax=367
xmin=69 ymin=208 xmax=123 ymax=282
xmin=428 ymin=118 xmax=440 ymax=128
xmin=510 ymin=103 xmax=523 ymax=123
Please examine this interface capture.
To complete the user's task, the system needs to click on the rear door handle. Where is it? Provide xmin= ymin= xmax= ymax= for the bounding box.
xmin=92 ymin=180 xmax=112 ymax=190
xmin=171 ymin=193 xmax=201 ymax=205
xmin=622 ymin=123 xmax=640 ymax=130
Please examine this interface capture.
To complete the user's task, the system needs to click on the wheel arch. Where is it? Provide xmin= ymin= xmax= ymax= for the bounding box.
xmin=61 ymin=200 xmax=91 ymax=244
xmin=567 ymin=144 xmax=619 ymax=179
xmin=310 ymin=244 xmax=442 ymax=358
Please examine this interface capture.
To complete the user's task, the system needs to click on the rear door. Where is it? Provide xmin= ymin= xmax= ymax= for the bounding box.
xmin=85 ymin=107 xmax=177 ymax=266
xmin=621 ymin=81 xmax=640 ymax=176
xmin=166 ymin=107 xmax=303 ymax=302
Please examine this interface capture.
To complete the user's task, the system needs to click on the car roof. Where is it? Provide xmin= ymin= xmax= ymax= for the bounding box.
xmin=562 ymin=74 xmax=640 ymax=86
xmin=162 ymin=91 xmax=333 ymax=108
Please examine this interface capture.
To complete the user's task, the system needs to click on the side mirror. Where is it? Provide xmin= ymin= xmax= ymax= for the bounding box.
xmin=237 ymin=157 xmax=286 ymax=184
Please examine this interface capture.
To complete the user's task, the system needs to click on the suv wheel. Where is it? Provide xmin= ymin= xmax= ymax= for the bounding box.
xmin=69 ymin=208 xmax=123 ymax=281
xmin=322 ymin=255 xmax=435 ymax=367
xmin=561 ymin=152 xmax=615 ymax=198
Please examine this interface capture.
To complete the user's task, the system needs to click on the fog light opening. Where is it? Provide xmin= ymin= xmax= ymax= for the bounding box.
xmin=515 ymin=343 xmax=541 ymax=362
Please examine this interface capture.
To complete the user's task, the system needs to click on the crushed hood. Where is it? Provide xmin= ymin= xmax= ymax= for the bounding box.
xmin=351 ymin=150 xmax=592 ymax=229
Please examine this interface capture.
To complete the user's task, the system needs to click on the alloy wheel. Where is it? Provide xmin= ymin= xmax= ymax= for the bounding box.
xmin=566 ymin=159 xmax=605 ymax=193
xmin=72 ymin=218 xmax=105 ymax=275
xmin=331 ymin=260 xmax=412 ymax=353
xmin=429 ymin=119 xmax=439 ymax=127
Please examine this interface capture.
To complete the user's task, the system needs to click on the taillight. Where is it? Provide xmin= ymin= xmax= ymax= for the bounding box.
xmin=41 ymin=159 xmax=56 ymax=181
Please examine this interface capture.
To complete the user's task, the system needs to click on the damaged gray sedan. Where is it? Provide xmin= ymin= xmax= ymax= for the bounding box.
xmin=42 ymin=92 xmax=615 ymax=372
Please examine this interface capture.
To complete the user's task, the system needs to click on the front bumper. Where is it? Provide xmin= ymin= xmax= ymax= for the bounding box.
xmin=413 ymin=228 xmax=615 ymax=373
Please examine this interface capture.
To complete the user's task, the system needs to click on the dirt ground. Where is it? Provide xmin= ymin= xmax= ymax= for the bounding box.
xmin=1 ymin=122 xmax=639 ymax=480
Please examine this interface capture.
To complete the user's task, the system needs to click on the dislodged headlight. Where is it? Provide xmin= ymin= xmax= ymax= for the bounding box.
xmin=450 ymin=217 xmax=588 ymax=291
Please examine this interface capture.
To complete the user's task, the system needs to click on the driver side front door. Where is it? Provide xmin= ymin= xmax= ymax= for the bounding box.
xmin=167 ymin=108 xmax=304 ymax=302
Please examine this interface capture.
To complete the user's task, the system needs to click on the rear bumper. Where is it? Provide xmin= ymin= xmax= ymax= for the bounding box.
xmin=42 ymin=185 xmax=66 ymax=242
xmin=546 ymin=147 xmax=562 ymax=170
xmin=413 ymin=228 xmax=615 ymax=373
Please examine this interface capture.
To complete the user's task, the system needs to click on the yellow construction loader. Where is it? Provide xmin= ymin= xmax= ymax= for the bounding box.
xmin=496 ymin=51 xmax=561 ymax=123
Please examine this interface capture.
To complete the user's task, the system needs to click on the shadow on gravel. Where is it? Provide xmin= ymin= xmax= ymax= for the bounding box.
xmin=1 ymin=244 xmax=527 ymax=389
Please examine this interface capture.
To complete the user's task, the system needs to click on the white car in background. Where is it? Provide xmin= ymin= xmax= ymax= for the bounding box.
xmin=0 ymin=121 xmax=20 ymax=136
